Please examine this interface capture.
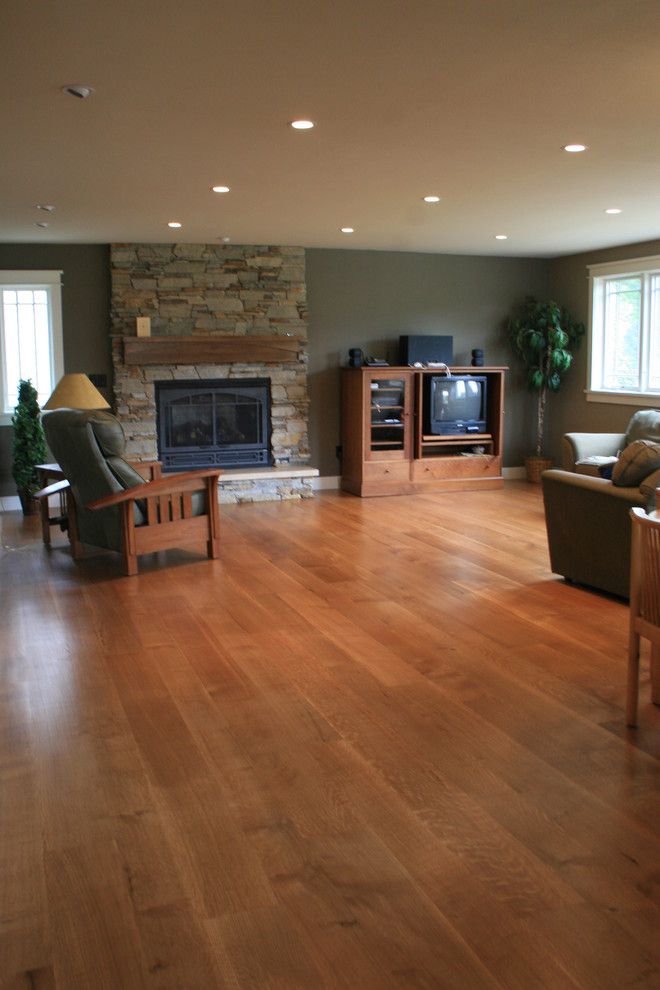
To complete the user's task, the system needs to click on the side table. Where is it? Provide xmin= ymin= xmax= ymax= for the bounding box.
xmin=35 ymin=463 xmax=67 ymax=546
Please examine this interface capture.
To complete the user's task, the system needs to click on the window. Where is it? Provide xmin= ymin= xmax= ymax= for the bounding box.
xmin=0 ymin=270 xmax=64 ymax=423
xmin=587 ymin=255 xmax=660 ymax=406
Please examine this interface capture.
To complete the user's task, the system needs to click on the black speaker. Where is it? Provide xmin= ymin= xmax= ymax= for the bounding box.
xmin=348 ymin=348 xmax=364 ymax=368
xmin=399 ymin=334 xmax=453 ymax=366
xmin=471 ymin=348 xmax=484 ymax=367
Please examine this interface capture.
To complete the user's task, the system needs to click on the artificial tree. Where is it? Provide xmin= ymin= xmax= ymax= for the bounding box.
xmin=12 ymin=378 xmax=48 ymax=514
xmin=507 ymin=297 xmax=584 ymax=477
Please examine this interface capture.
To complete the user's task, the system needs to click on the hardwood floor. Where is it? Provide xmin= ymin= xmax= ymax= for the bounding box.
xmin=1 ymin=483 xmax=658 ymax=989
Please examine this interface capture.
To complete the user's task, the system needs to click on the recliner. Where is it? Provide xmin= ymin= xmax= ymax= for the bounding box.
xmin=42 ymin=408 xmax=221 ymax=575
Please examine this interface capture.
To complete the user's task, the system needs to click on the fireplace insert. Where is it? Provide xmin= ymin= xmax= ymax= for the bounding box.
xmin=155 ymin=378 xmax=271 ymax=470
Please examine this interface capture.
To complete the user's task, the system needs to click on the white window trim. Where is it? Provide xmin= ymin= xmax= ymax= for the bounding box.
xmin=586 ymin=254 xmax=660 ymax=407
xmin=0 ymin=270 xmax=64 ymax=426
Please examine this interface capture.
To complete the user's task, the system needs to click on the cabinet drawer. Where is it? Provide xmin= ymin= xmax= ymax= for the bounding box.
xmin=363 ymin=461 xmax=411 ymax=483
xmin=412 ymin=455 xmax=500 ymax=481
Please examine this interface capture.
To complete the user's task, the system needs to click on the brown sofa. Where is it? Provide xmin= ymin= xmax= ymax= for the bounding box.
xmin=542 ymin=410 xmax=660 ymax=598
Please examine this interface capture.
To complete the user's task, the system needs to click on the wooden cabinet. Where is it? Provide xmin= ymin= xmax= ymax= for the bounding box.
xmin=341 ymin=366 xmax=506 ymax=497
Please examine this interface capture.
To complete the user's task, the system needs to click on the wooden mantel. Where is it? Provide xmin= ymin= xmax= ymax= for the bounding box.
xmin=123 ymin=334 xmax=304 ymax=366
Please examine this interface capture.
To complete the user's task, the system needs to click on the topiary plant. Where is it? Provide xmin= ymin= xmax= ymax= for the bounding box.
xmin=12 ymin=378 xmax=48 ymax=513
xmin=508 ymin=297 xmax=585 ymax=460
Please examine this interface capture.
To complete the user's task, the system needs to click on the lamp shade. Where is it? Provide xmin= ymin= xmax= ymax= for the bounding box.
xmin=42 ymin=374 xmax=110 ymax=410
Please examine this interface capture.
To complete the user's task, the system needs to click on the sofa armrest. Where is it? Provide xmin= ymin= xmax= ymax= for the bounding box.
xmin=562 ymin=432 xmax=626 ymax=471
xmin=640 ymin=469 xmax=660 ymax=510
xmin=541 ymin=469 xmax=646 ymax=598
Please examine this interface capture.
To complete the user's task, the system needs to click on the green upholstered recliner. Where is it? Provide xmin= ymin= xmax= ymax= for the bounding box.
xmin=41 ymin=408 xmax=221 ymax=575
xmin=542 ymin=410 xmax=660 ymax=598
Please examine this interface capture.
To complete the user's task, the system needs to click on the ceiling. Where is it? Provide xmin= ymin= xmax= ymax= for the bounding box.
xmin=2 ymin=0 xmax=659 ymax=257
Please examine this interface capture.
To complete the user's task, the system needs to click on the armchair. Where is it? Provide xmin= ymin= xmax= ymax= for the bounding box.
xmin=40 ymin=409 xmax=221 ymax=575
xmin=542 ymin=410 xmax=660 ymax=597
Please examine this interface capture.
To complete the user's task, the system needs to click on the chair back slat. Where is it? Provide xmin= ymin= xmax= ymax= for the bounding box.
xmin=147 ymin=497 xmax=158 ymax=526
xmin=171 ymin=494 xmax=182 ymax=521
xmin=158 ymin=494 xmax=171 ymax=523
xmin=182 ymin=493 xmax=193 ymax=518
xmin=640 ymin=523 xmax=660 ymax=625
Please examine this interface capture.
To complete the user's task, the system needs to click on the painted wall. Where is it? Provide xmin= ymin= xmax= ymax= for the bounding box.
xmin=306 ymin=249 xmax=551 ymax=475
xmin=8 ymin=239 xmax=656 ymax=493
xmin=547 ymin=237 xmax=660 ymax=462
xmin=0 ymin=244 xmax=111 ymax=495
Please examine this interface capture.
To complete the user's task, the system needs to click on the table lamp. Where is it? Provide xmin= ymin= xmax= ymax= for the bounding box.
xmin=42 ymin=373 xmax=110 ymax=410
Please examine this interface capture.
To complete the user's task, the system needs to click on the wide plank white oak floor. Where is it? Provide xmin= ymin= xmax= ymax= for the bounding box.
xmin=1 ymin=483 xmax=659 ymax=989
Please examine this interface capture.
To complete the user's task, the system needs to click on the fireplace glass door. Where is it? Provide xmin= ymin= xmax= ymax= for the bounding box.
xmin=156 ymin=378 xmax=271 ymax=470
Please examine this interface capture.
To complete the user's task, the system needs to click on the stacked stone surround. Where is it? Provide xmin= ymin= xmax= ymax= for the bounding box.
xmin=110 ymin=244 xmax=312 ymax=502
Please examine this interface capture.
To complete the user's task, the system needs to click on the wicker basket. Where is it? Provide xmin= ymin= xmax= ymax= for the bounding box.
xmin=525 ymin=456 xmax=553 ymax=483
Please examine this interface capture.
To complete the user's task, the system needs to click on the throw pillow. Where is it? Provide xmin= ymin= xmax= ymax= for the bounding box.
xmin=612 ymin=439 xmax=660 ymax=487
xmin=574 ymin=455 xmax=618 ymax=478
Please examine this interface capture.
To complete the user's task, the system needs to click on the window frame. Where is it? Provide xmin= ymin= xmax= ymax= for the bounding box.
xmin=586 ymin=254 xmax=660 ymax=407
xmin=0 ymin=270 xmax=64 ymax=425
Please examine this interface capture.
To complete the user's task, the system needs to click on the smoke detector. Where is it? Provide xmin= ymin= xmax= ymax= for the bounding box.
xmin=62 ymin=84 xmax=95 ymax=99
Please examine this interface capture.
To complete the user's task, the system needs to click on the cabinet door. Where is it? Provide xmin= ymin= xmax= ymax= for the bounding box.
xmin=365 ymin=373 xmax=412 ymax=460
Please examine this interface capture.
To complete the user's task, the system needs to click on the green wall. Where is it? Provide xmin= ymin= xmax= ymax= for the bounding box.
xmin=547 ymin=237 xmax=660 ymax=462
xmin=306 ymin=249 xmax=551 ymax=475
xmin=0 ymin=244 xmax=111 ymax=495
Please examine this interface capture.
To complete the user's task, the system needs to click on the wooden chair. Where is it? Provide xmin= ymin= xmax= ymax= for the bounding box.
xmin=626 ymin=505 xmax=660 ymax=726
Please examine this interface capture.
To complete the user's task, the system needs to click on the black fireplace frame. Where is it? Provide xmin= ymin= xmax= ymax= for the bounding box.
xmin=155 ymin=378 xmax=272 ymax=472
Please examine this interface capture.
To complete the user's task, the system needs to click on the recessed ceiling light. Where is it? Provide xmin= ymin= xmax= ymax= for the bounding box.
xmin=34 ymin=221 xmax=50 ymax=228
xmin=36 ymin=204 xmax=55 ymax=212
xmin=605 ymin=207 xmax=622 ymax=214
xmin=495 ymin=234 xmax=508 ymax=240
xmin=423 ymin=195 xmax=441 ymax=204
xmin=340 ymin=227 xmax=354 ymax=234
xmin=563 ymin=143 xmax=587 ymax=153
xmin=62 ymin=84 xmax=95 ymax=99
xmin=167 ymin=221 xmax=182 ymax=228
xmin=211 ymin=185 xmax=230 ymax=193
xmin=290 ymin=119 xmax=314 ymax=130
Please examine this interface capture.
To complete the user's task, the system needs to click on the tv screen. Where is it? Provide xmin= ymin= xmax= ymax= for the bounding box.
xmin=425 ymin=375 xmax=487 ymax=435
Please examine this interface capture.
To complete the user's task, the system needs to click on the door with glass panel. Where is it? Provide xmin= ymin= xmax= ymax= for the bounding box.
xmin=364 ymin=371 xmax=412 ymax=460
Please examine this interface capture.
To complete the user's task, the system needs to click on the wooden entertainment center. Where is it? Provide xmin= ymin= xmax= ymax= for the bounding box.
xmin=341 ymin=366 xmax=506 ymax=496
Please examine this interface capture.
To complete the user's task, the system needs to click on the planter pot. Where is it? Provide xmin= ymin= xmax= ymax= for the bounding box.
xmin=18 ymin=490 xmax=38 ymax=516
xmin=525 ymin=456 xmax=553 ymax=484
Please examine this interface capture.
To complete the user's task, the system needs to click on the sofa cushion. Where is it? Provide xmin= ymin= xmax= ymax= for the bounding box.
xmin=612 ymin=439 xmax=660 ymax=487
xmin=575 ymin=455 xmax=618 ymax=478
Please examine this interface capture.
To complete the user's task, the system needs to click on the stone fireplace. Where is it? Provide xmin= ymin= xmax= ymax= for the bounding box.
xmin=110 ymin=243 xmax=315 ymax=501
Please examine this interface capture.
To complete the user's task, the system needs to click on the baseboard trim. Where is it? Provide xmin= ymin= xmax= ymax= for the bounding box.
xmin=314 ymin=470 xmax=526 ymax=490
xmin=312 ymin=475 xmax=341 ymax=490
xmin=0 ymin=495 xmax=21 ymax=512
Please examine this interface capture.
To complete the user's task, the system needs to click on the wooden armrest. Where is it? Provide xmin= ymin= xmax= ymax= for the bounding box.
xmin=34 ymin=479 xmax=70 ymax=500
xmin=86 ymin=468 xmax=222 ymax=510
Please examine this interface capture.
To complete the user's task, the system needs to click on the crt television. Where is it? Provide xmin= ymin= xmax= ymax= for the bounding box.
xmin=424 ymin=375 xmax=488 ymax=435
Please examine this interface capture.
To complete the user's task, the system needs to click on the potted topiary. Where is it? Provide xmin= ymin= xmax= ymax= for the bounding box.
xmin=12 ymin=379 xmax=48 ymax=515
xmin=507 ymin=297 xmax=585 ymax=482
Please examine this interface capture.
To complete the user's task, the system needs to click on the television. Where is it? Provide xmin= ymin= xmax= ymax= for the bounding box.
xmin=424 ymin=375 xmax=488 ymax=435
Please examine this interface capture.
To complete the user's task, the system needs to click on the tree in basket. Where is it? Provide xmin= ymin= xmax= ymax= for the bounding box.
xmin=12 ymin=379 xmax=48 ymax=514
xmin=507 ymin=298 xmax=585 ymax=482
